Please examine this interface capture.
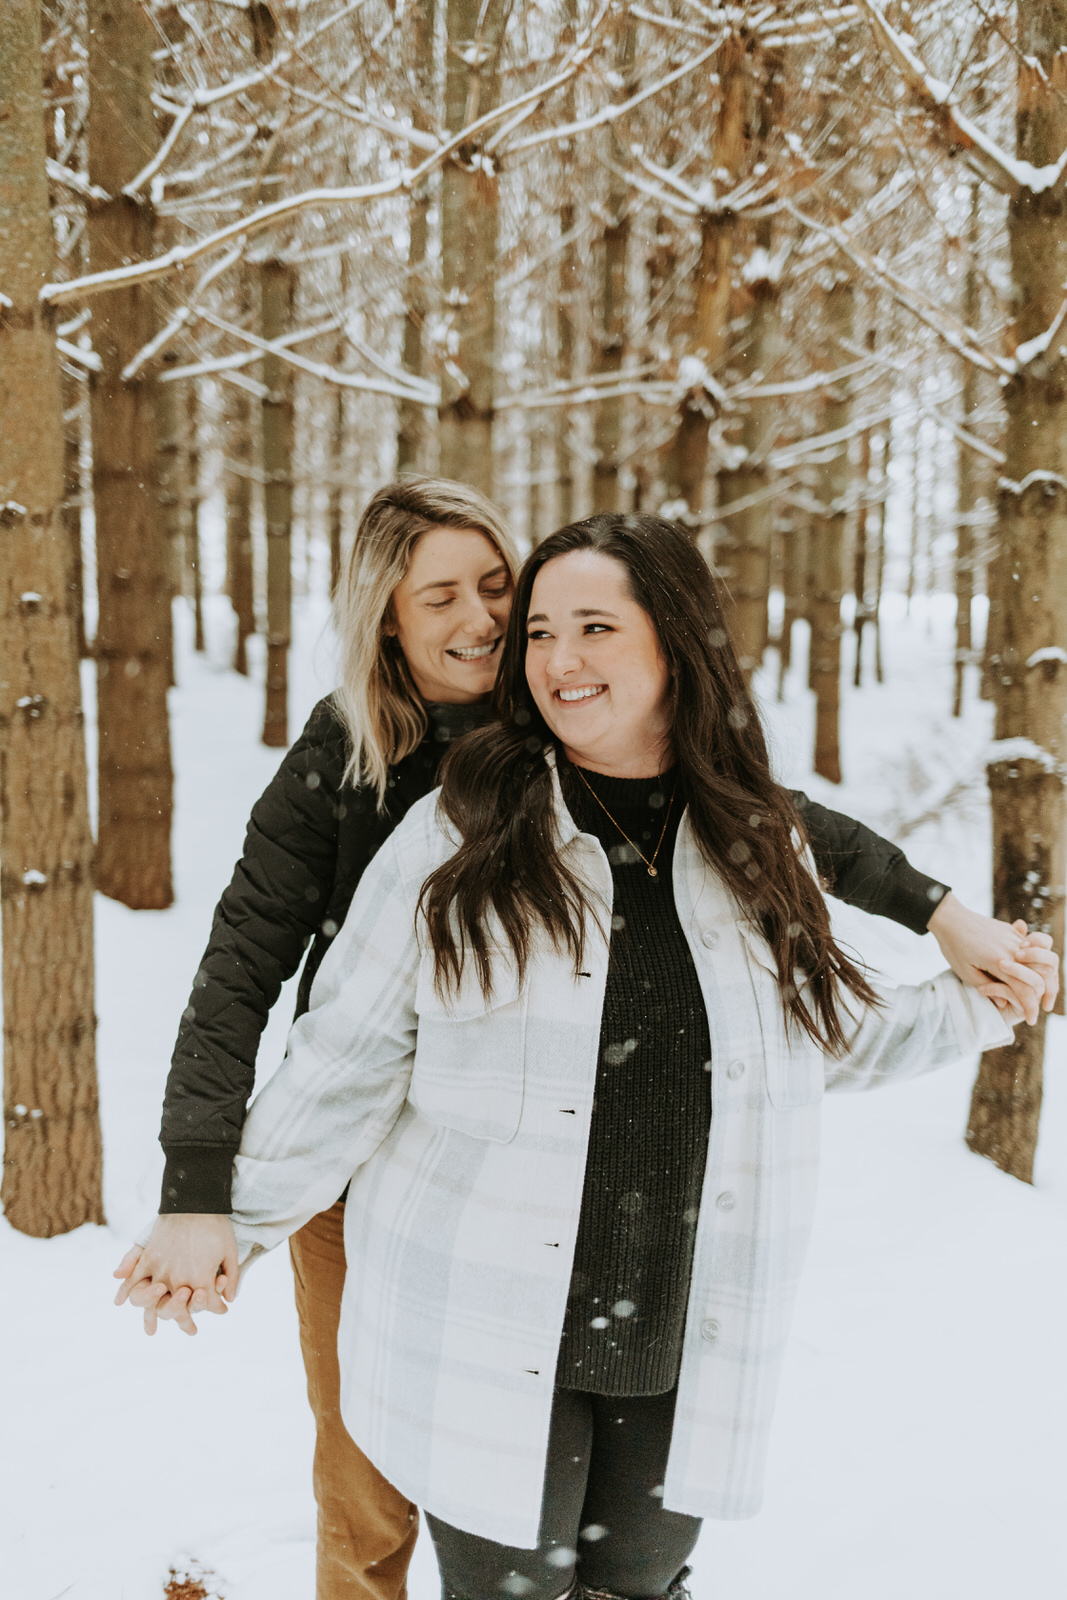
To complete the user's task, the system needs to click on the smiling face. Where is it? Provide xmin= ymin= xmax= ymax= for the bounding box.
xmin=388 ymin=526 xmax=512 ymax=703
xmin=525 ymin=549 xmax=673 ymax=777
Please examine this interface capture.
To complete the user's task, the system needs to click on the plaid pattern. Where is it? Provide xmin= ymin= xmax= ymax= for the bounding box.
xmin=231 ymin=779 xmax=1012 ymax=1548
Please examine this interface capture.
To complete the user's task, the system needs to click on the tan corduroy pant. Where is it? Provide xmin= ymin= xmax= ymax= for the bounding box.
xmin=290 ymin=1201 xmax=419 ymax=1600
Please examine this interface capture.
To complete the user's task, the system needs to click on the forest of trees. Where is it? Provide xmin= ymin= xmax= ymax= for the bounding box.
xmin=1 ymin=0 xmax=1064 ymax=1234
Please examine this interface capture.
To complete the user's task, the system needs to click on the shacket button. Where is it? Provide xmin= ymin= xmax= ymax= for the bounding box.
xmin=716 ymin=1191 xmax=735 ymax=1212
xmin=727 ymin=1059 xmax=746 ymax=1081
xmin=700 ymin=1318 xmax=721 ymax=1343
xmin=701 ymin=929 xmax=720 ymax=949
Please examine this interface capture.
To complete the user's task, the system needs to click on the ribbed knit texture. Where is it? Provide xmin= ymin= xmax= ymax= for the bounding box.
xmin=555 ymin=760 xmax=712 ymax=1397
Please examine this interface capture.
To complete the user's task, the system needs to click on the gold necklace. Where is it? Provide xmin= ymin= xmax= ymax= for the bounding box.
xmin=573 ymin=765 xmax=675 ymax=878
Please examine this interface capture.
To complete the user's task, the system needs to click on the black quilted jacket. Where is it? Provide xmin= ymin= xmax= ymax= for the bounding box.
xmin=159 ymin=696 xmax=947 ymax=1212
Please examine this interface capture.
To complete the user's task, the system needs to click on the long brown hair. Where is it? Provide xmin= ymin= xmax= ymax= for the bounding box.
xmin=420 ymin=514 xmax=880 ymax=1055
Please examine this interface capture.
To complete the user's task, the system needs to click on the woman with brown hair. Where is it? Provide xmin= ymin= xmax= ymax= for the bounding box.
xmin=115 ymin=497 xmax=1055 ymax=1600
xmin=219 ymin=514 xmax=1054 ymax=1600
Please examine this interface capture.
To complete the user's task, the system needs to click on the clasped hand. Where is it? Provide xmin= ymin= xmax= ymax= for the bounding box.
xmin=113 ymin=1212 xmax=238 ymax=1337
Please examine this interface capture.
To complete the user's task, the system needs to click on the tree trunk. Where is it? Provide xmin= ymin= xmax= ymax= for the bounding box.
xmin=662 ymin=31 xmax=748 ymax=525
xmin=556 ymin=195 xmax=578 ymax=529
xmin=155 ymin=358 xmax=184 ymax=683
xmin=809 ymin=277 xmax=854 ymax=784
xmin=591 ymin=16 xmax=637 ymax=516
xmin=226 ymin=385 xmax=256 ymax=675
xmin=437 ymin=0 xmax=507 ymax=494
xmin=398 ymin=0 xmax=436 ymax=472
xmin=853 ymin=331 xmax=877 ymax=689
xmin=954 ymin=183 xmax=982 ymax=718
xmin=715 ymin=254 xmax=781 ymax=677
xmin=968 ymin=10 xmax=1067 ymax=1179
xmin=86 ymin=0 xmax=173 ymax=908
xmin=260 ymin=259 xmax=295 ymax=747
xmin=185 ymin=379 xmax=204 ymax=653
xmin=0 ymin=0 xmax=104 ymax=1235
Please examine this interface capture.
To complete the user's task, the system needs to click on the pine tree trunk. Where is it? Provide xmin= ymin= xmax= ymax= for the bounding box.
xmin=954 ymin=184 xmax=982 ymax=718
xmin=1 ymin=0 xmax=104 ymax=1235
xmin=398 ymin=184 xmax=431 ymax=472
xmin=968 ymin=12 xmax=1067 ymax=1178
xmin=155 ymin=359 xmax=184 ymax=683
xmin=591 ymin=17 xmax=636 ymax=516
xmin=809 ymin=277 xmax=853 ymax=784
xmin=853 ymin=331 xmax=877 ymax=689
xmin=226 ymin=385 xmax=256 ymax=675
xmin=556 ymin=195 xmax=578 ymax=529
xmin=86 ymin=0 xmax=173 ymax=909
xmin=185 ymin=380 xmax=204 ymax=653
xmin=716 ymin=252 xmax=780 ymax=677
xmin=260 ymin=259 xmax=295 ymax=747
xmin=663 ymin=31 xmax=748 ymax=524
xmin=437 ymin=0 xmax=507 ymax=494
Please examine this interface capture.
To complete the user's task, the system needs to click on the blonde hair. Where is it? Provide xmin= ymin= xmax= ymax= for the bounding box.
xmin=333 ymin=475 xmax=521 ymax=807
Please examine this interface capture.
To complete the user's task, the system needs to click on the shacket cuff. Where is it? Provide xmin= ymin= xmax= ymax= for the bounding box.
xmin=159 ymin=1145 xmax=236 ymax=1215
xmin=881 ymin=862 xmax=951 ymax=937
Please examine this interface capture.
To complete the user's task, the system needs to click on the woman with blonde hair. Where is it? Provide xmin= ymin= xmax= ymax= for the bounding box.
xmin=116 ymin=486 xmax=1056 ymax=1600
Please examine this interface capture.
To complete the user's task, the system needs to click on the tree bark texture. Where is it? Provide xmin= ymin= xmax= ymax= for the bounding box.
xmin=663 ymin=31 xmax=749 ymax=522
xmin=260 ymin=258 xmax=295 ymax=747
xmin=591 ymin=15 xmax=636 ymax=515
xmin=954 ymin=184 xmax=982 ymax=718
xmin=437 ymin=0 xmax=507 ymax=494
xmin=716 ymin=262 xmax=781 ymax=676
xmin=809 ymin=277 xmax=854 ymax=784
xmin=0 ymin=0 xmax=104 ymax=1235
xmin=185 ymin=380 xmax=204 ymax=653
xmin=86 ymin=0 xmax=173 ymax=908
xmin=398 ymin=0 xmax=436 ymax=472
xmin=968 ymin=8 xmax=1067 ymax=1178
xmin=226 ymin=385 xmax=256 ymax=675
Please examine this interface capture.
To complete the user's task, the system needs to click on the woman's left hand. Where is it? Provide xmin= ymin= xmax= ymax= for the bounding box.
xmin=971 ymin=930 xmax=1060 ymax=1026
xmin=927 ymin=893 xmax=1060 ymax=1023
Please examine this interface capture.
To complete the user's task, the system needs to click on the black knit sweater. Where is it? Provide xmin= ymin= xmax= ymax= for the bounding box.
xmin=555 ymin=763 xmax=712 ymax=1397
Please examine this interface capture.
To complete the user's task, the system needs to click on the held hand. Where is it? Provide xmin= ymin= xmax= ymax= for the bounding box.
xmin=928 ymin=893 xmax=1060 ymax=1025
xmin=112 ymin=1213 xmax=238 ymax=1337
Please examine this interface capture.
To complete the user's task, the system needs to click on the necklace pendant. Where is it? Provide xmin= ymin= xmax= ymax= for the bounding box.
xmin=648 ymin=865 xmax=658 ymax=877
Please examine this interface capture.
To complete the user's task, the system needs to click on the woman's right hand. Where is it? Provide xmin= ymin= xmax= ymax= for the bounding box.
xmin=113 ymin=1213 xmax=238 ymax=1336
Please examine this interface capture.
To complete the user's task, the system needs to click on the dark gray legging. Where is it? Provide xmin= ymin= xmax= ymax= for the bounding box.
xmin=426 ymin=1386 xmax=702 ymax=1600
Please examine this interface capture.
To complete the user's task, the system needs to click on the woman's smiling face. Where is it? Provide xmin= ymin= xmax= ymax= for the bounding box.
xmin=389 ymin=526 xmax=513 ymax=703
xmin=524 ymin=550 xmax=673 ymax=777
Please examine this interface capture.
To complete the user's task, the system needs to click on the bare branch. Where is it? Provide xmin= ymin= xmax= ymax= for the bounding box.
xmin=855 ymin=0 xmax=1067 ymax=198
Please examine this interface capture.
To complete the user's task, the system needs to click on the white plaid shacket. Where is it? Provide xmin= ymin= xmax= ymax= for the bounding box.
xmin=231 ymin=776 xmax=1012 ymax=1547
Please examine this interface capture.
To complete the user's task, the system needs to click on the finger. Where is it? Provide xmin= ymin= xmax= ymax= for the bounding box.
xmin=113 ymin=1253 xmax=157 ymax=1306
xmin=996 ymin=961 xmax=1041 ymax=1024
xmin=1018 ymin=931 xmax=1053 ymax=949
xmin=157 ymin=1287 xmax=199 ymax=1336
xmin=143 ymin=1302 xmax=159 ymax=1336
xmin=158 ymin=1287 xmax=199 ymax=1337
xmin=127 ymin=1276 xmax=171 ymax=1311
xmin=156 ymin=1285 xmax=192 ymax=1320
xmin=113 ymin=1245 xmax=144 ymax=1282
xmin=976 ymin=984 xmax=1025 ymax=1024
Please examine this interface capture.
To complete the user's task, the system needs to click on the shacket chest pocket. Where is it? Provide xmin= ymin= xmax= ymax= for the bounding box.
xmin=737 ymin=922 xmax=825 ymax=1109
xmin=411 ymin=947 xmax=528 ymax=1142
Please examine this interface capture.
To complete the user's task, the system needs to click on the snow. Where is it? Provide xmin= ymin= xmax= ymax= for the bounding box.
xmin=2 ymin=590 xmax=1065 ymax=1600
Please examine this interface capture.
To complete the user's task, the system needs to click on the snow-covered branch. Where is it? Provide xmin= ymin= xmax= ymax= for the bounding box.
xmin=855 ymin=0 xmax=1067 ymax=199
xmin=195 ymin=309 xmax=440 ymax=403
xmin=46 ymin=158 xmax=110 ymax=203
xmin=508 ymin=39 xmax=723 ymax=155
xmin=42 ymin=45 xmax=606 ymax=306
xmin=158 ymin=316 xmax=341 ymax=383
xmin=785 ymin=203 xmax=1013 ymax=379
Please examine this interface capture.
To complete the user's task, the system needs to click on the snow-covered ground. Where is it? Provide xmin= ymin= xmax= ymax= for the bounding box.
xmin=2 ymin=592 xmax=1064 ymax=1600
